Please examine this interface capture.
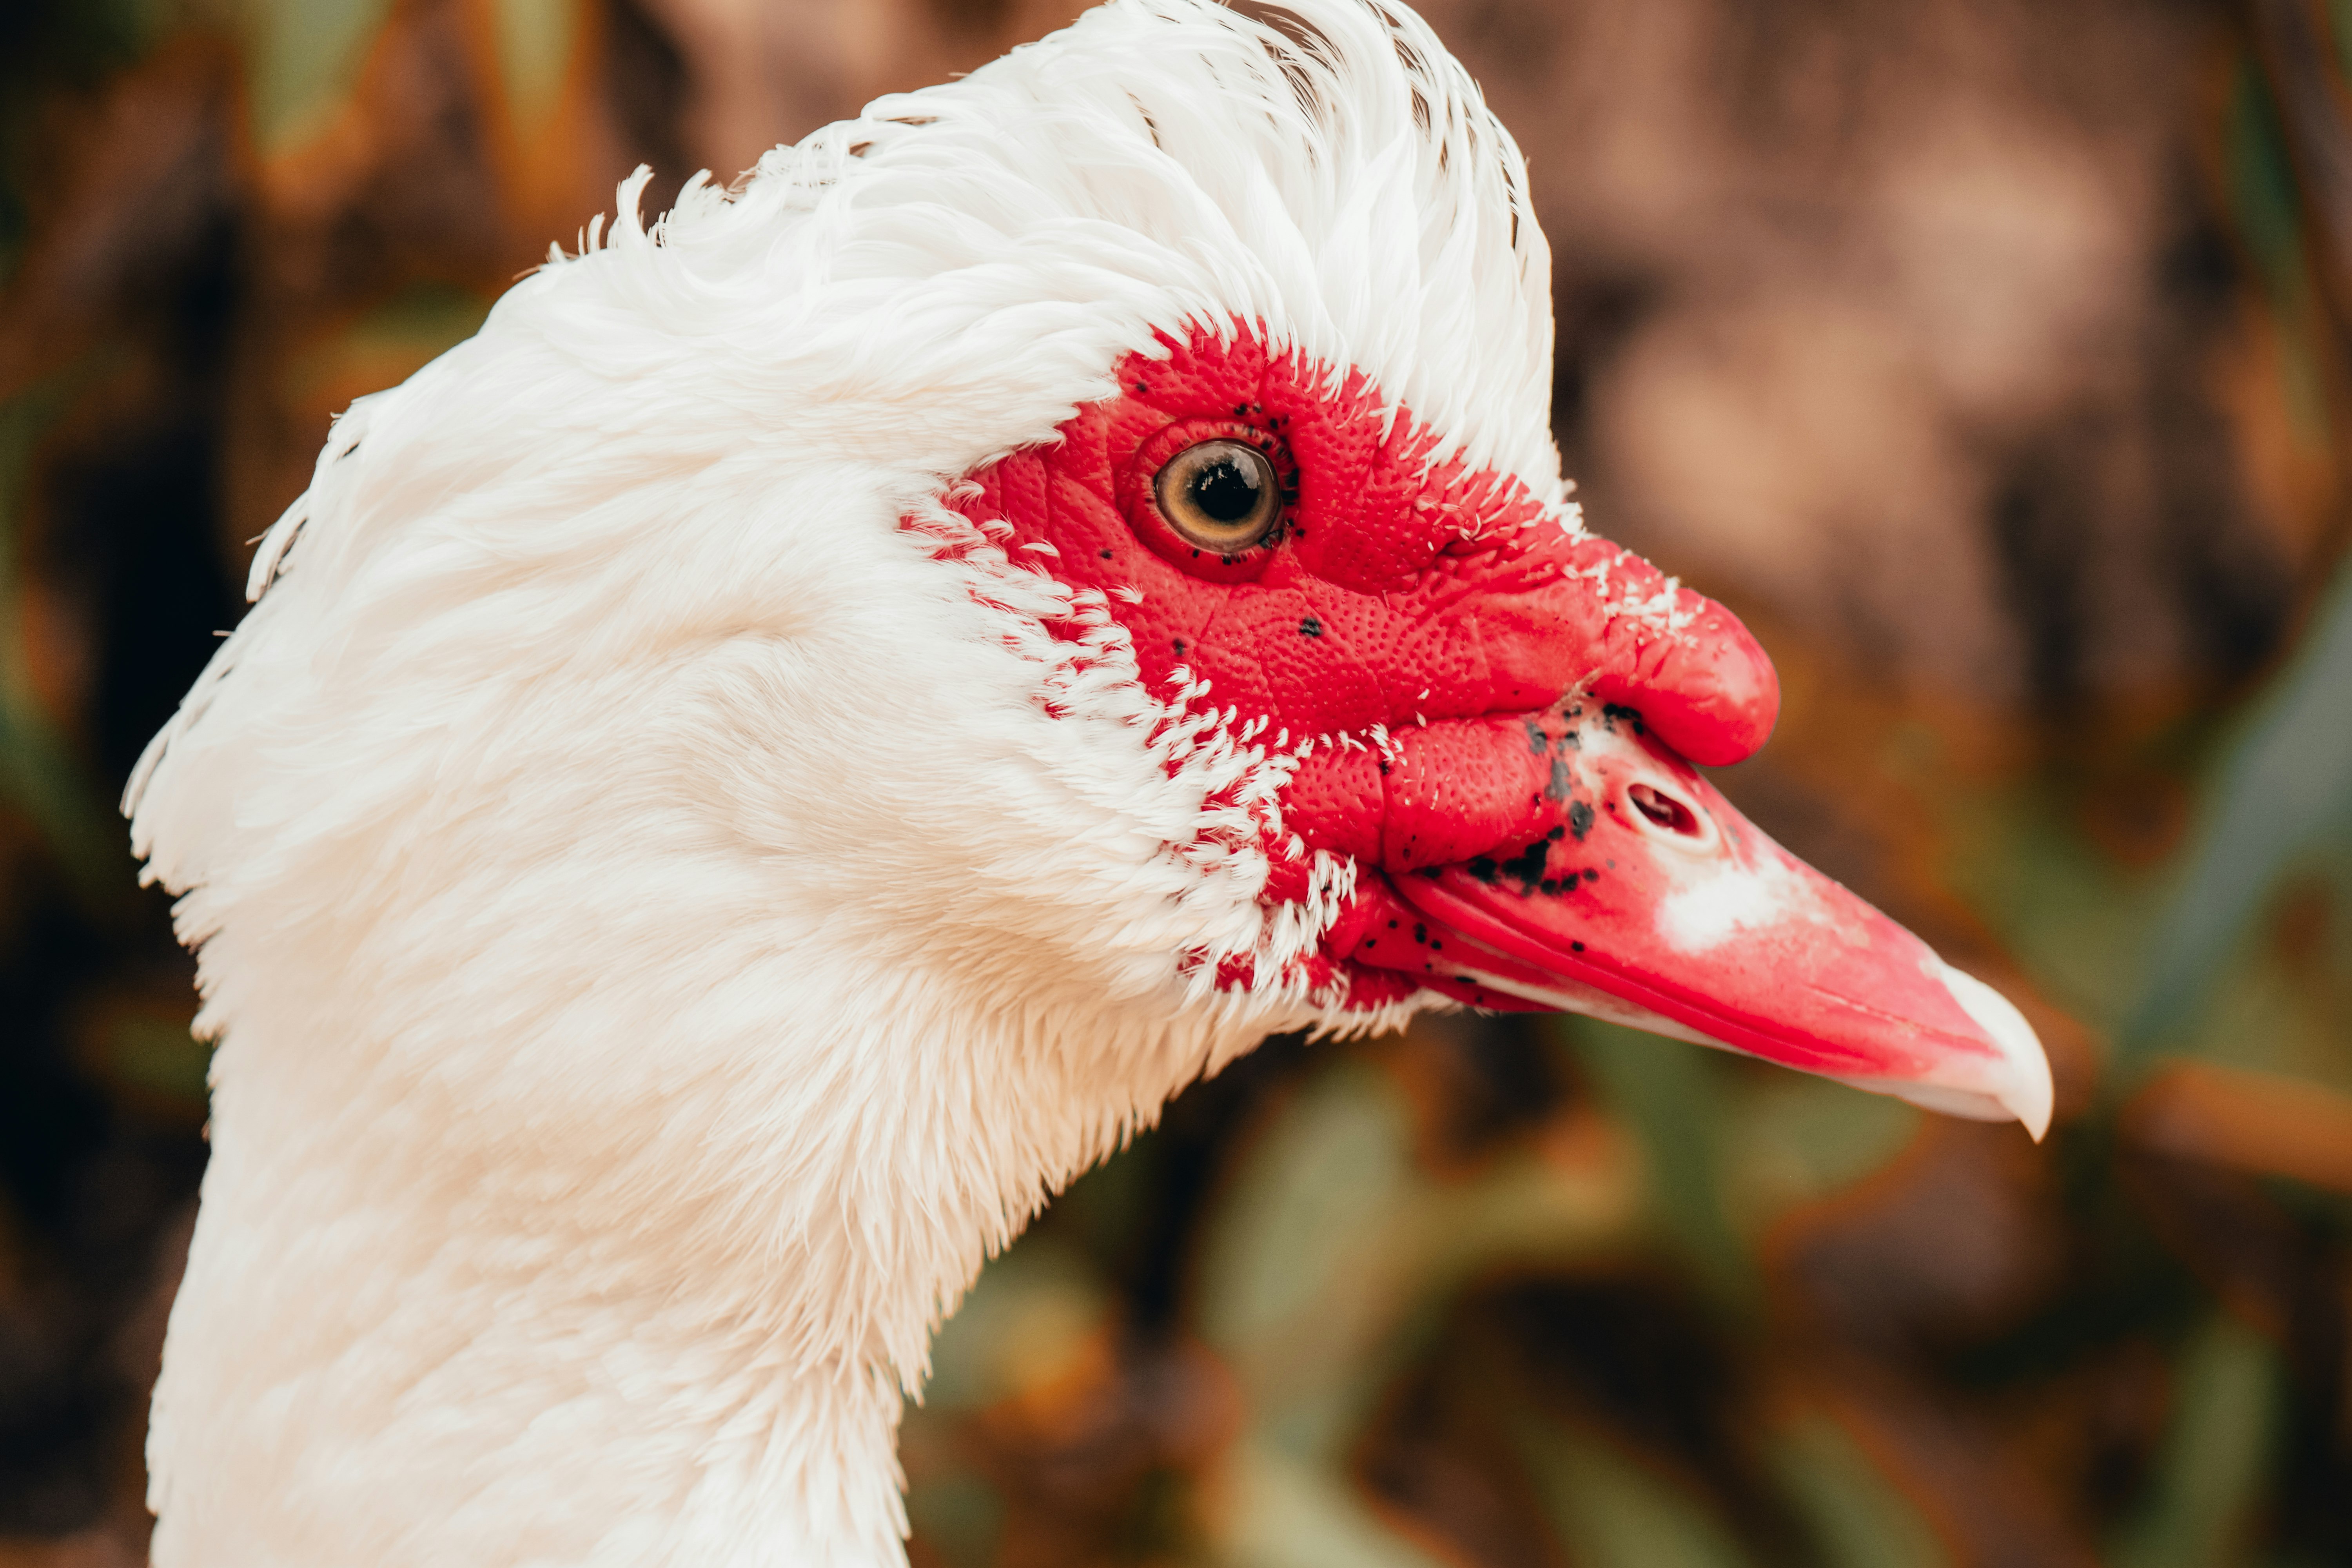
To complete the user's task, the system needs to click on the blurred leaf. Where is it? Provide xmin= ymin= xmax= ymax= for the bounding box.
xmin=1190 ymin=1051 xmax=1642 ymax=1566
xmin=286 ymin=282 xmax=493 ymax=411
xmin=2226 ymin=47 xmax=2332 ymax=445
xmin=1217 ymin=1443 xmax=1459 ymax=1568
xmin=1193 ymin=1061 xmax=1407 ymax=1353
xmin=1194 ymin=1056 xmax=1636 ymax=1435
xmin=1766 ymin=1414 xmax=1950 ymax=1568
xmin=2227 ymin=55 xmax=2314 ymax=310
xmin=98 ymin=1010 xmax=210 ymax=1105
xmin=1557 ymin=1018 xmax=1752 ymax=1311
xmin=1107 ymin=1067 xmax=1452 ymax=1567
xmin=240 ymin=0 xmax=396 ymax=154
xmin=904 ymin=1472 xmax=1002 ymax=1568
xmin=2121 ymin=561 xmax=2352 ymax=1063
xmin=1514 ymin=1416 xmax=1752 ymax=1568
xmin=0 ymin=383 xmax=129 ymax=909
xmin=2123 ymin=1060 xmax=2352 ymax=1195
xmin=922 ymin=1237 xmax=1106 ymax=1411
xmin=491 ymin=0 xmax=576 ymax=134
xmin=1723 ymin=1074 xmax=1920 ymax=1227
xmin=0 ymin=681 xmax=119 ymax=906
xmin=2110 ymin=1314 xmax=2282 ymax=1568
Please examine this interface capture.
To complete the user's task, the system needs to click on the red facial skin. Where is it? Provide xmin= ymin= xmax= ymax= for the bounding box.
xmin=941 ymin=323 xmax=1780 ymax=1006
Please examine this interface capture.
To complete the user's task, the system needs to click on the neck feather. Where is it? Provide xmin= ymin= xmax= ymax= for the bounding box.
xmin=148 ymin=960 xmax=1270 ymax=1568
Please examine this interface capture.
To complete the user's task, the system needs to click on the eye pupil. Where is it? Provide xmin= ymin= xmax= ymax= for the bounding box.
xmin=1151 ymin=438 xmax=1283 ymax=554
xmin=1190 ymin=459 xmax=1262 ymax=523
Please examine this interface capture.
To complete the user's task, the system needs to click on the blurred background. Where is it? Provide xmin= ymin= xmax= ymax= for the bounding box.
xmin=2 ymin=0 xmax=2350 ymax=1563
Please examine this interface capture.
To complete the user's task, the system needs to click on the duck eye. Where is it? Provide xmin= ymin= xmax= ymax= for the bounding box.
xmin=1152 ymin=440 xmax=1281 ymax=553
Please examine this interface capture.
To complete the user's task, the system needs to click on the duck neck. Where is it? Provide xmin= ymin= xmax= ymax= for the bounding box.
xmin=149 ymin=971 xmax=1250 ymax=1568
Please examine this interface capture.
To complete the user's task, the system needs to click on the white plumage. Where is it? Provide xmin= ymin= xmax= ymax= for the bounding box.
xmin=127 ymin=0 xmax=2058 ymax=1560
xmin=127 ymin=3 xmax=1553 ymax=1562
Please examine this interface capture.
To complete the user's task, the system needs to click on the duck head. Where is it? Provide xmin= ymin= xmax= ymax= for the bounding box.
xmin=940 ymin=323 xmax=2048 ymax=1132
xmin=125 ymin=2 xmax=2046 ymax=1564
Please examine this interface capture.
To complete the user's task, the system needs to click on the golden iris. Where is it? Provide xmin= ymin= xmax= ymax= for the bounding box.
xmin=1152 ymin=440 xmax=1281 ymax=552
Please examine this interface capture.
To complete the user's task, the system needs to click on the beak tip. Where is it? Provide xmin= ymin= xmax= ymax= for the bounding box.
xmin=1935 ymin=960 xmax=2054 ymax=1142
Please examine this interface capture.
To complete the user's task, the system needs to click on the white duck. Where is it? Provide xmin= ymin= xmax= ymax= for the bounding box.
xmin=125 ymin=2 xmax=2052 ymax=1563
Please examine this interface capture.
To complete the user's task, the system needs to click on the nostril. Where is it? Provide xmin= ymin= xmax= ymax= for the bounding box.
xmin=1628 ymin=782 xmax=1701 ymax=837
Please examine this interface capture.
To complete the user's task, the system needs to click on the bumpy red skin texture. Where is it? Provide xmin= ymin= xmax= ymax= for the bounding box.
xmin=946 ymin=324 xmax=1780 ymax=1005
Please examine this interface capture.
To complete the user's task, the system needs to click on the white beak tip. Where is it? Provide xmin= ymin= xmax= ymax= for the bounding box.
xmin=1934 ymin=961 xmax=2055 ymax=1142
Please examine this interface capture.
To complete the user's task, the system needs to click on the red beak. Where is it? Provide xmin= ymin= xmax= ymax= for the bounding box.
xmin=1343 ymin=703 xmax=2052 ymax=1138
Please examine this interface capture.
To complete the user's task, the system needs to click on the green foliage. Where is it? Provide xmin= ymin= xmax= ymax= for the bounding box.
xmin=492 ymin=0 xmax=577 ymax=133
xmin=238 ymin=0 xmax=397 ymax=153
xmin=0 ymin=375 xmax=130 ymax=911
xmin=2111 ymin=1315 xmax=2283 ymax=1568
xmin=1768 ymin=1417 xmax=1949 ymax=1568
xmin=2124 ymin=564 xmax=2352 ymax=1065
